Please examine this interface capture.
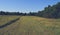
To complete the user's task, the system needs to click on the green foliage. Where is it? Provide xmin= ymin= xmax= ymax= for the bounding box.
xmin=38 ymin=2 xmax=60 ymax=18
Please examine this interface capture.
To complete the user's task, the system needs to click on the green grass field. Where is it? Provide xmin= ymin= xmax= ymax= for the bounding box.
xmin=0 ymin=16 xmax=60 ymax=35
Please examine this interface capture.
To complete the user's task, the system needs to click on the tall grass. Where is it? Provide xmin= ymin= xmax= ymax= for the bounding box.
xmin=0 ymin=15 xmax=20 ymax=26
xmin=0 ymin=16 xmax=60 ymax=35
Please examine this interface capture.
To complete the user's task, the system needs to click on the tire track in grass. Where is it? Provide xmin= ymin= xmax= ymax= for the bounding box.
xmin=0 ymin=16 xmax=22 ymax=35
xmin=0 ymin=17 xmax=20 ymax=29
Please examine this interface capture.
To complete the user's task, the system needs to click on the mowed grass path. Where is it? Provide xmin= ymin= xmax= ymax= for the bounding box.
xmin=0 ymin=16 xmax=60 ymax=35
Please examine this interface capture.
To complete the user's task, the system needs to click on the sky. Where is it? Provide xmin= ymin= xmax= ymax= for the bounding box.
xmin=0 ymin=0 xmax=60 ymax=13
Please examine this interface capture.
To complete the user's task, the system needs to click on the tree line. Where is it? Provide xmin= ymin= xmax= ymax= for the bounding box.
xmin=37 ymin=2 xmax=60 ymax=18
xmin=0 ymin=2 xmax=60 ymax=18
xmin=0 ymin=11 xmax=38 ymax=16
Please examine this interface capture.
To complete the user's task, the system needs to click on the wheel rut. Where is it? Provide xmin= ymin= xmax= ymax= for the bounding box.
xmin=0 ymin=17 xmax=20 ymax=29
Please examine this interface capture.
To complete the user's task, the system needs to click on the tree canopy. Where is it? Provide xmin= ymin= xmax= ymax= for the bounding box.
xmin=38 ymin=2 xmax=60 ymax=18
